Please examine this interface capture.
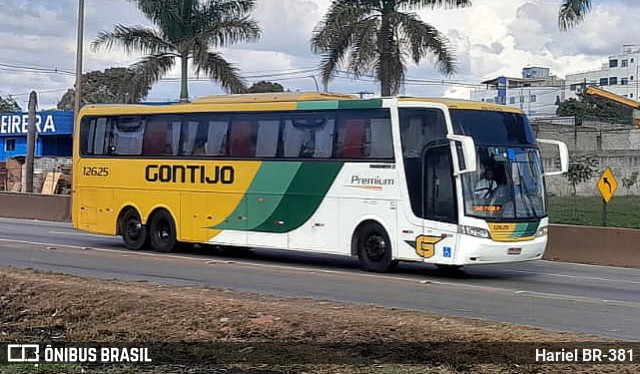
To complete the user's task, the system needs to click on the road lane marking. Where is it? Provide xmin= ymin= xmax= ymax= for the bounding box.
xmin=506 ymin=269 xmax=640 ymax=285
xmin=48 ymin=230 xmax=110 ymax=237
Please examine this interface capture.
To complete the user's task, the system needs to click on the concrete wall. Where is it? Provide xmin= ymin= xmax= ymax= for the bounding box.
xmin=0 ymin=192 xmax=70 ymax=221
xmin=545 ymin=224 xmax=640 ymax=268
xmin=542 ymin=150 xmax=640 ymax=196
xmin=534 ymin=121 xmax=640 ymax=196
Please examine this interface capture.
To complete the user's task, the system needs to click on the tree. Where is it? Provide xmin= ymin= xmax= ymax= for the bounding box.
xmin=57 ymin=68 xmax=153 ymax=110
xmin=311 ymin=0 xmax=470 ymax=96
xmin=247 ymin=81 xmax=285 ymax=93
xmin=563 ymin=155 xmax=599 ymax=196
xmin=558 ymin=0 xmax=591 ymax=30
xmin=621 ymin=171 xmax=638 ymax=193
xmin=92 ymin=0 xmax=261 ymax=102
xmin=556 ymin=92 xmax=633 ymax=125
xmin=0 ymin=95 xmax=21 ymax=113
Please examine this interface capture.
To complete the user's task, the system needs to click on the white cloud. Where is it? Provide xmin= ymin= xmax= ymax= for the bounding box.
xmin=1 ymin=0 xmax=639 ymax=109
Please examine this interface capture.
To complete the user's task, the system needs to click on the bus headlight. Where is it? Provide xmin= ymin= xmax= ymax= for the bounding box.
xmin=535 ymin=226 xmax=548 ymax=237
xmin=458 ymin=225 xmax=489 ymax=238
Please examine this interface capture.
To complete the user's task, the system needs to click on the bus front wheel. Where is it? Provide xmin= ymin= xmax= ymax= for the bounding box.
xmin=119 ymin=209 xmax=148 ymax=250
xmin=149 ymin=210 xmax=177 ymax=253
xmin=356 ymin=222 xmax=396 ymax=273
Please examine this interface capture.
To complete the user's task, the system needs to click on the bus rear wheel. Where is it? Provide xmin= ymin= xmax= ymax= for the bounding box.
xmin=356 ymin=222 xmax=396 ymax=272
xmin=149 ymin=210 xmax=177 ymax=253
xmin=119 ymin=209 xmax=148 ymax=250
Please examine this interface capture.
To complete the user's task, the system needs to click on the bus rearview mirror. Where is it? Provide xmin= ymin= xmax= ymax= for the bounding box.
xmin=537 ymin=139 xmax=569 ymax=176
xmin=447 ymin=134 xmax=477 ymax=176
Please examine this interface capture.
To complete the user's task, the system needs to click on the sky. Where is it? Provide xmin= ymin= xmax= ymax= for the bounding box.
xmin=0 ymin=0 xmax=637 ymax=110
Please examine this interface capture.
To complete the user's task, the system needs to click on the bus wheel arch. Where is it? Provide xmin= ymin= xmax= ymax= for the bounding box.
xmin=148 ymin=208 xmax=178 ymax=253
xmin=117 ymin=206 xmax=148 ymax=250
xmin=352 ymin=220 xmax=397 ymax=273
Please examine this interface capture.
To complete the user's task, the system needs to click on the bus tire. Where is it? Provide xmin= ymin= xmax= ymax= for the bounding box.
xmin=356 ymin=222 xmax=396 ymax=272
xmin=149 ymin=209 xmax=177 ymax=253
xmin=119 ymin=209 xmax=148 ymax=250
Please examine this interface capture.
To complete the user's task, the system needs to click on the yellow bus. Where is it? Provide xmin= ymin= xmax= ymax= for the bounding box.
xmin=73 ymin=92 xmax=567 ymax=271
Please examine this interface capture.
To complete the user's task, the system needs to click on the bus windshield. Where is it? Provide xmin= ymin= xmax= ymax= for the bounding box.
xmin=450 ymin=110 xmax=546 ymax=220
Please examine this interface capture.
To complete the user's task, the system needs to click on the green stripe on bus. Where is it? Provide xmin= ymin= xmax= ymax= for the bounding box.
xmin=509 ymin=222 xmax=538 ymax=238
xmin=252 ymin=162 xmax=344 ymax=233
xmin=338 ymin=99 xmax=382 ymax=110
xmin=213 ymin=162 xmax=301 ymax=231
xmin=297 ymin=101 xmax=340 ymax=110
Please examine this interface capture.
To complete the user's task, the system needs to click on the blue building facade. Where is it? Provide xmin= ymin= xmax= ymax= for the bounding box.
xmin=0 ymin=111 xmax=74 ymax=161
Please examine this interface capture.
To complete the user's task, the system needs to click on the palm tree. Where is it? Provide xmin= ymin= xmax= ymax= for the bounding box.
xmin=92 ymin=0 xmax=260 ymax=101
xmin=558 ymin=0 xmax=592 ymax=30
xmin=311 ymin=0 xmax=470 ymax=96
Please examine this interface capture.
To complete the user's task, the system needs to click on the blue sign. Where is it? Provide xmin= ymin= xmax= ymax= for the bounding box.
xmin=0 ymin=111 xmax=73 ymax=137
xmin=443 ymin=247 xmax=452 ymax=258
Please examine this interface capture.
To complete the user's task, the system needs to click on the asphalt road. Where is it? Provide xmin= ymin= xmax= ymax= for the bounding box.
xmin=0 ymin=217 xmax=638 ymax=341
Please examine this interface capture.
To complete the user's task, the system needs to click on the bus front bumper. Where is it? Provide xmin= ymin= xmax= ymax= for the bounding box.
xmin=453 ymin=234 xmax=547 ymax=265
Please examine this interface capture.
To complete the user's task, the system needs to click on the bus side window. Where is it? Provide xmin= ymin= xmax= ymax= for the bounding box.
xmin=181 ymin=120 xmax=200 ymax=156
xmin=143 ymin=121 xmax=168 ymax=156
xmin=205 ymin=120 xmax=229 ymax=156
xmin=282 ymin=119 xmax=307 ymax=157
xmin=255 ymin=119 xmax=280 ymax=158
xmin=368 ymin=117 xmax=393 ymax=158
xmin=313 ymin=118 xmax=334 ymax=158
xmin=81 ymin=117 xmax=109 ymax=156
xmin=338 ymin=119 xmax=366 ymax=158
xmin=113 ymin=117 xmax=144 ymax=155
xmin=229 ymin=120 xmax=256 ymax=158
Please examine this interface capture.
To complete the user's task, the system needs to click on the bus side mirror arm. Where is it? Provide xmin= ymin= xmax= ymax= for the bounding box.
xmin=537 ymin=139 xmax=569 ymax=176
xmin=447 ymin=134 xmax=477 ymax=176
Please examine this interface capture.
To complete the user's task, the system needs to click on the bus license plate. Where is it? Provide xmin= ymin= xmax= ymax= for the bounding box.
xmin=507 ymin=248 xmax=522 ymax=255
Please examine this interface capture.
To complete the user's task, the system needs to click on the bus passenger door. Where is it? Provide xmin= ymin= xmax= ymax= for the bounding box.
xmin=420 ymin=145 xmax=459 ymax=262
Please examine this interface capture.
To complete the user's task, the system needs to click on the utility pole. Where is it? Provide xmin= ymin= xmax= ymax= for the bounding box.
xmin=74 ymin=0 xmax=85 ymax=124
xmin=308 ymin=75 xmax=319 ymax=92
xmin=25 ymin=91 xmax=37 ymax=193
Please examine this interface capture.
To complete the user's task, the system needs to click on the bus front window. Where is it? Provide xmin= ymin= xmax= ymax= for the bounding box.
xmin=461 ymin=147 xmax=545 ymax=220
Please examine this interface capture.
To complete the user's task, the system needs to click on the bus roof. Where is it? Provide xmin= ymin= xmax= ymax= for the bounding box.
xmin=78 ymin=93 xmax=524 ymax=115
xmin=192 ymin=92 xmax=358 ymax=104
xmin=397 ymin=97 xmax=524 ymax=114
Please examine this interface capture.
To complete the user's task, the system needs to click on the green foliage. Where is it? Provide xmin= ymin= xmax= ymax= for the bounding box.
xmin=558 ymin=0 xmax=592 ymax=30
xmin=556 ymin=92 xmax=633 ymax=124
xmin=92 ymin=0 xmax=261 ymax=101
xmin=0 ymin=95 xmax=21 ymax=112
xmin=621 ymin=171 xmax=638 ymax=191
xmin=247 ymin=81 xmax=285 ymax=93
xmin=563 ymin=155 xmax=599 ymax=196
xmin=311 ymin=0 xmax=470 ymax=96
xmin=57 ymin=68 xmax=152 ymax=110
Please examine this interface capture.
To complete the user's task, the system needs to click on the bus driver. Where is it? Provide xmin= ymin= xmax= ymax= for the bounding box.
xmin=474 ymin=167 xmax=498 ymax=200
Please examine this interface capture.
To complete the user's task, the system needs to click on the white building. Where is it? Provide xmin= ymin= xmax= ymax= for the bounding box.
xmin=566 ymin=45 xmax=640 ymax=100
xmin=471 ymin=67 xmax=567 ymax=117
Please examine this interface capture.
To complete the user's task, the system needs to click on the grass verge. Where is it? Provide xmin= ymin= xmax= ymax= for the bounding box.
xmin=548 ymin=195 xmax=640 ymax=228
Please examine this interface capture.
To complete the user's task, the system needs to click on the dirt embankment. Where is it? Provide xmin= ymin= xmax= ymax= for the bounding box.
xmin=0 ymin=267 xmax=636 ymax=374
